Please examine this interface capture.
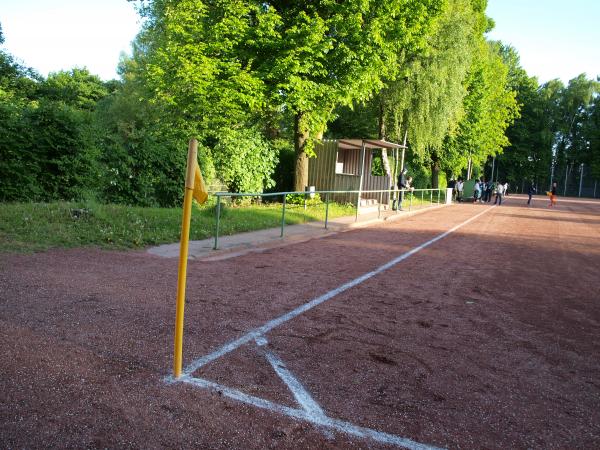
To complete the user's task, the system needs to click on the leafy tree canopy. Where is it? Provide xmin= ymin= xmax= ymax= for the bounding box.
xmin=38 ymin=68 xmax=109 ymax=111
xmin=130 ymin=0 xmax=445 ymax=189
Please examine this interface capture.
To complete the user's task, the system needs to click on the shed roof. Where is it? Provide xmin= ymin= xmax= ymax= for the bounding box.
xmin=335 ymin=139 xmax=406 ymax=150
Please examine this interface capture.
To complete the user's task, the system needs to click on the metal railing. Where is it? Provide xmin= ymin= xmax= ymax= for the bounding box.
xmin=212 ymin=187 xmax=446 ymax=250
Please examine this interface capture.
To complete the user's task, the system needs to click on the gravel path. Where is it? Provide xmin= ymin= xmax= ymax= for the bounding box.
xmin=1 ymin=197 xmax=599 ymax=449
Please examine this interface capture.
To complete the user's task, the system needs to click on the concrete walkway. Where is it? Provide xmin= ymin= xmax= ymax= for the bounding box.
xmin=147 ymin=203 xmax=448 ymax=261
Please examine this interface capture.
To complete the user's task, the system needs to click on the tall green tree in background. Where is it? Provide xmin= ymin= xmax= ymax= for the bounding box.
xmin=494 ymin=72 xmax=599 ymax=193
xmin=533 ymin=79 xmax=564 ymax=188
xmin=441 ymin=39 xmax=518 ymax=183
xmin=495 ymin=46 xmax=552 ymax=189
xmin=329 ymin=0 xmax=492 ymax=188
xmin=131 ymin=0 xmax=444 ymax=191
xmin=586 ymin=89 xmax=600 ymax=182
xmin=131 ymin=0 xmax=283 ymax=194
xmin=39 ymin=68 xmax=109 ymax=111
xmin=257 ymin=0 xmax=444 ymax=191
xmin=394 ymin=0 xmax=488 ymax=187
xmin=552 ymin=75 xmax=599 ymax=191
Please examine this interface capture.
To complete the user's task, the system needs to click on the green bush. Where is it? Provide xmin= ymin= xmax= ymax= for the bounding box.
xmin=285 ymin=192 xmax=322 ymax=206
xmin=0 ymin=99 xmax=97 ymax=202
xmin=268 ymin=139 xmax=295 ymax=193
xmin=212 ymin=127 xmax=278 ymax=193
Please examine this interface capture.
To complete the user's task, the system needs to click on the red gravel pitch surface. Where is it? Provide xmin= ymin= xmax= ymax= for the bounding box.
xmin=1 ymin=196 xmax=600 ymax=449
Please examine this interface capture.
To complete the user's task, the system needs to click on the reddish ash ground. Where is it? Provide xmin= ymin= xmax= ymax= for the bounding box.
xmin=1 ymin=196 xmax=600 ymax=449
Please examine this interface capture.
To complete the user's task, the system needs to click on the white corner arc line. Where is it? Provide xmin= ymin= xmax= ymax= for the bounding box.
xmin=182 ymin=206 xmax=496 ymax=376
xmin=180 ymin=375 xmax=445 ymax=450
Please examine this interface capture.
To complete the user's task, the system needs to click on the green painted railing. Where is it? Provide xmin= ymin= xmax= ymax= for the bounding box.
xmin=212 ymin=188 xmax=446 ymax=250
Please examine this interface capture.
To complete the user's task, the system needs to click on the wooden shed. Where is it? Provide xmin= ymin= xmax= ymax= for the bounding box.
xmin=308 ymin=139 xmax=406 ymax=207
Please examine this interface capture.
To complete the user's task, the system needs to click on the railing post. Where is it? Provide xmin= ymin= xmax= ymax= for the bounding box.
xmin=409 ymin=190 xmax=413 ymax=211
xmin=421 ymin=190 xmax=424 ymax=208
xmin=325 ymin=192 xmax=330 ymax=229
xmin=281 ymin=194 xmax=287 ymax=237
xmin=303 ymin=193 xmax=307 ymax=223
xmin=213 ymin=194 xmax=221 ymax=250
xmin=437 ymin=188 xmax=441 ymax=204
xmin=378 ymin=190 xmax=382 ymax=219
xmin=355 ymin=190 xmax=359 ymax=222
xmin=430 ymin=189 xmax=433 ymax=205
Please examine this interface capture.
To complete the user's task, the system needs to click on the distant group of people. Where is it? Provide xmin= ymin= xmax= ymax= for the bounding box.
xmin=474 ymin=178 xmax=508 ymax=204
xmin=448 ymin=177 xmax=559 ymax=207
xmin=448 ymin=178 xmax=509 ymax=205
xmin=395 ymin=169 xmax=558 ymax=209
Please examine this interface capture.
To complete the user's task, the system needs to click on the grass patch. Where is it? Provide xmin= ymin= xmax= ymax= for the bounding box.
xmin=0 ymin=199 xmax=355 ymax=253
xmin=401 ymin=191 xmax=446 ymax=207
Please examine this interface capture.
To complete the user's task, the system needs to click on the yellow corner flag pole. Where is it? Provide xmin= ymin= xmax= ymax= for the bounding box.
xmin=173 ymin=138 xmax=198 ymax=378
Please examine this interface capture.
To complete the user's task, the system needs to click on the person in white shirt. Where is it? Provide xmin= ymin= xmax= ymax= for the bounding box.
xmin=456 ymin=179 xmax=464 ymax=202
xmin=494 ymin=181 xmax=505 ymax=205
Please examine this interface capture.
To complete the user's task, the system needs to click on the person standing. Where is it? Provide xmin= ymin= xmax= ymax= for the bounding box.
xmin=527 ymin=182 xmax=536 ymax=205
xmin=448 ymin=178 xmax=456 ymax=202
xmin=549 ymin=181 xmax=558 ymax=207
xmin=486 ymin=180 xmax=493 ymax=203
xmin=494 ymin=181 xmax=505 ymax=205
xmin=397 ymin=168 xmax=409 ymax=210
xmin=481 ymin=178 xmax=488 ymax=202
xmin=474 ymin=179 xmax=482 ymax=203
xmin=456 ymin=178 xmax=464 ymax=202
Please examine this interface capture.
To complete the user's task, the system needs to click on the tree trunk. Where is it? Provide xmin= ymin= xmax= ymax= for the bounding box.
xmin=377 ymin=98 xmax=392 ymax=181
xmin=294 ymin=112 xmax=309 ymax=192
xmin=378 ymin=97 xmax=386 ymax=140
xmin=431 ymin=151 xmax=440 ymax=189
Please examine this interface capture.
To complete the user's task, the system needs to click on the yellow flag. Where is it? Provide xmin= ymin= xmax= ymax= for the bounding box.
xmin=193 ymin=162 xmax=208 ymax=204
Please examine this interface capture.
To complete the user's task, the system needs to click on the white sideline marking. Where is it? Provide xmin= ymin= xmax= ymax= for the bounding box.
xmin=260 ymin=341 xmax=326 ymax=418
xmin=183 ymin=206 xmax=495 ymax=376
xmin=255 ymin=336 xmax=268 ymax=346
xmin=257 ymin=337 xmax=335 ymax=439
xmin=170 ymin=206 xmax=494 ymax=448
xmin=180 ymin=375 xmax=445 ymax=450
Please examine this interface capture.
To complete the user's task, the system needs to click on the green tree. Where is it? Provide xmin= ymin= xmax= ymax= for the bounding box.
xmin=381 ymin=0 xmax=483 ymax=142
xmin=265 ymin=1 xmax=443 ymax=190
xmin=39 ymin=68 xmax=109 ymax=111
xmin=586 ymin=91 xmax=600 ymax=181
xmin=555 ymin=75 xmax=599 ymax=172
xmin=328 ymin=0 xmax=499 ymax=188
xmin=494 ymin=46 xmax=554 ymax=190
xmin=0 ymin=50 xmax=40 ymax=101
xmin=132 ymin=0 xmax=444 ymax=192
xmin=442 ymin=39 xmax=519 ymax=182
xmin=212 ymin=127 xmax=278 ymax=193
xmin=93 ymin=55 xmax=201 ymax=206
xmin=0 ymin=38 xmax=41 ymax=200
xmin=0 ymin=43 xmax=104 ymax=202
xmin=369 ymin=0 xmax=490 ymax=187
